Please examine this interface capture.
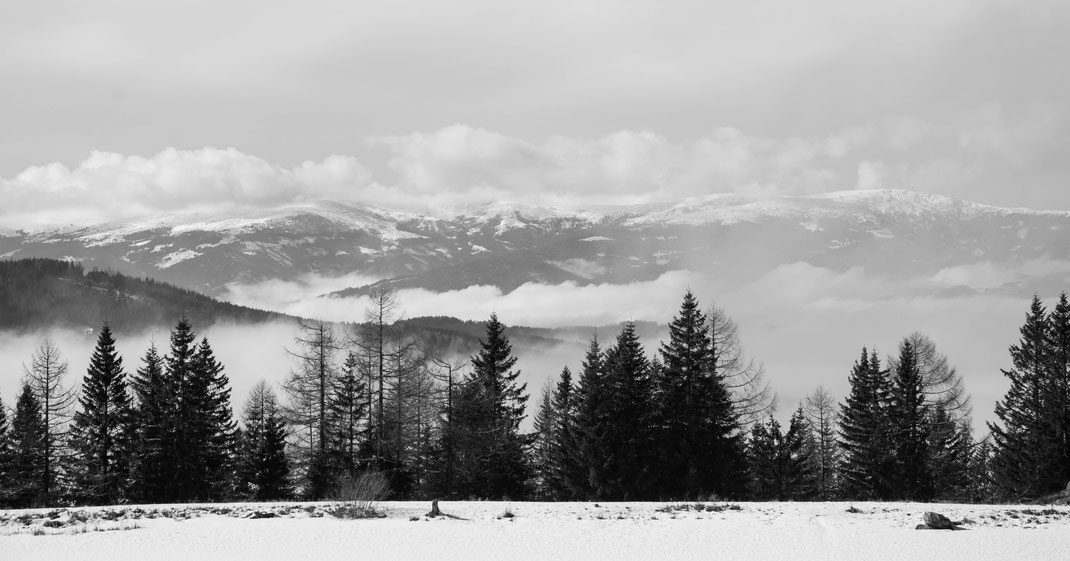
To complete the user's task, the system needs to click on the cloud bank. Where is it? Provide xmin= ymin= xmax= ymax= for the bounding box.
xmin=2 ymin=106 xmax=1066 ymax=229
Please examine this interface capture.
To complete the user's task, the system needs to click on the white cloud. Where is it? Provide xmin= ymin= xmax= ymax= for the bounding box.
xmin=2 ymin=104 xmax=1070 ymax=229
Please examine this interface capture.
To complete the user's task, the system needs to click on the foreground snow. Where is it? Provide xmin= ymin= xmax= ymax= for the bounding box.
xmin=2 ymin=500 xmax=1069 ymax=560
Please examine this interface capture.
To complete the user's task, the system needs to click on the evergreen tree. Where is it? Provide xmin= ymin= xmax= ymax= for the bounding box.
xmin=747 ymin=407 xmax=813 ymax=501
xmin=549 ymin=366 xmax=577 ymax=499
xmin=69 ymin=323 xmax=135 ymax=505
xmin=1046 ymin=292 xmax=1070 ymax=487
xmin=451 ymin=313 xmax=530 ymax=499
xmin=654 ymin=291 xmax=740 ymax=499
xmin=328 ymin=350 xmax=367 ymax=477
xmin=593 ymin=322 xmax=654 ymax=499
xmin=130 ymin=342 xmax=169 ymax=503
xmin=191 ymin=337 xmax=239 ymax=500
xmin=926 ymin=406 xmax=972 ymax=501
xmin=238 ymin=381 xmax=290 ymax=501
xmin=531 ymin=380 xmax=557 ymax=498
xmin=989 ymin=295 xmax=1062 ymax=499
xmin=9 ymin=383 xmax=46 ymax=507
xmin=0 ymin=393 xmax=11 ymax=506
xmin=567 ymin=335 xmax=604 ymax=499
xmin=888 ymin=339 xmax=931 ymax=500
xmin=839 ymin=348 xmax=895 ymax=499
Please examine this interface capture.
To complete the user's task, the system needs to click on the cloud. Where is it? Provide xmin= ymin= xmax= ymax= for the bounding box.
xmin=2 ymin=104 xmax=1070 ymax=229
xmin=0 ymin=148 xmax=373 ymax=228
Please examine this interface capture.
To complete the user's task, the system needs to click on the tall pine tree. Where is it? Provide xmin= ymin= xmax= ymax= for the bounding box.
xmin=9 ymin=383 xmax=46 ymax=507
xmin=839 ymin=348 xmax=895 ymax=500
xmin=654 ymin=291 xmax=740 ymax=499
xmin=69 ymin=323 xmax=135 ymax=505
xmin=451 ymin=313 xmax=530 ymax=499
xmin=990 ymin=295 xmax=1063 ymax=499
xmin=888 ymin=339 xmax=931 ymax=500
xmin=238 ymin=381 xmax=291 ymax=501
xmin=593 ymin=322 xmax=654 ymax=499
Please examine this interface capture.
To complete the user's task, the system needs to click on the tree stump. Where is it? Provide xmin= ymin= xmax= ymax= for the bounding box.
xmin=428 ymin=500 xmax=442 ymax=518
xmin=919 ymin=511 xmax=958 ymax=530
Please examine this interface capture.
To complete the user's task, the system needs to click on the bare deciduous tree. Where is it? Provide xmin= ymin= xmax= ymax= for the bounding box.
xmin=24 ymin=337 xmax=76 ymax=503
xmin=708 ymin=304 xmax=775 ymax=427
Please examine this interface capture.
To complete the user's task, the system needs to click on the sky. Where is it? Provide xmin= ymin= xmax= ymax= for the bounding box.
xmin=1 ymin=0 xmax=1070 ymax=228
xmin=2 ymin=1 xmax=1070 ymax=431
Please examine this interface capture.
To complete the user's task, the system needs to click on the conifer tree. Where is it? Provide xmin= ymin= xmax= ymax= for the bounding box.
xmin=567 ymin=336 xmax=604 ymax=499
xmin=328 ymin=350 xmax=367 ymax=477
xmin=888 ymin=339 xmax=931 ymax=500
xmin=990 ymin=295 xmax=1063 ymax=498
xmin=130 ymin=342 xmax=169 ymax=503
xmin=1047 ymin=292 xmax=1070 ymax=486
xmin=9 ymin=383 xmax=46 ymax=507
xmin=238 ymin=381 xmax=291 ymax=501
xmin=594 ymin=322 xmax=654 ymax=499
xmin=24 ymin=338 xmax=76 ymax=505
xmin=655 ymin=291 xmax=740 ymax=499
xmin=926 ymin=406 xmax=971 ymax=501
xmin=283 ymin=320 xmax=342 ymax=497
xmin=839 ymin=348 xmax=895 ymax=499
xmin=803 ymin=386 xmax=840 ymax=499
xmin=549 ymin=366 xmax=576 ymax=499
xmin=451 ymin=313 xmax=530 ymax=499
xmin=69 ymin=323 xmax=135 ymax=505
xmin=531 ymin=380 xmax=557 ymax=498
xmin=191 ymin=337 xmax=239 ymax=500
xmin=0 ymin=393 xmax=11 ymax=506
xmin=747 ymin=407 xmax=813 ymax=501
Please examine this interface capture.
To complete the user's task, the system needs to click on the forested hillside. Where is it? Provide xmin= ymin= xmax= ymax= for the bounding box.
xmin=0 ymin=259 xmax=287 ymax=332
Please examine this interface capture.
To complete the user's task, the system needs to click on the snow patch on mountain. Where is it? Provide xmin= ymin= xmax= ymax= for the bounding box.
xmin=157 ymin=249 xmax=200 ymax=269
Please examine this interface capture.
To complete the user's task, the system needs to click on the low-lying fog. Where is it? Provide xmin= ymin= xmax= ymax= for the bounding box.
xmin=1 ymin=262 xmax=1058 ymax=435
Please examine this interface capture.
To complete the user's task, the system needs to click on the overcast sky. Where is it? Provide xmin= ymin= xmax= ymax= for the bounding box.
xmin=1 ymin=0 xmax=1069 ymax=225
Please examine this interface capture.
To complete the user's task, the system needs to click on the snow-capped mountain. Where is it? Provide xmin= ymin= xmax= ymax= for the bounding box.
xmin=1 ymin=190 xmax=1067 ymax=297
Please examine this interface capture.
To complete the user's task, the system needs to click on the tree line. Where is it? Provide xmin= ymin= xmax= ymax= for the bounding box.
xmin=0 ymin=289 xmax=1068 ymax=506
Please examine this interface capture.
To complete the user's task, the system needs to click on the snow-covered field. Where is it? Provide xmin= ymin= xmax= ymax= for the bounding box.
xmin=3 ymin=500 xmax=1069 ymax=560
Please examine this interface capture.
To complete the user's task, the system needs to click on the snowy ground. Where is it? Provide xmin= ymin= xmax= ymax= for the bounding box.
xmin=3 ymin=500 xmax=1070 ymax=560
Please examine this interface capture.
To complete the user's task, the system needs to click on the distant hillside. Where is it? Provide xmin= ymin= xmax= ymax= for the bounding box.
xmin=0 ymin=258 xmax=293 ymax=334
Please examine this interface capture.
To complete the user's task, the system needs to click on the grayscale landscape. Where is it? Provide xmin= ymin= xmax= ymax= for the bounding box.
xmin=1 ymin=1 xmax=1069 ymax=560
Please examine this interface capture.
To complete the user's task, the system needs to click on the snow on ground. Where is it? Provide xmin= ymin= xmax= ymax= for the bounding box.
xmin=2 ymin=501 xmax=1069 ymax=561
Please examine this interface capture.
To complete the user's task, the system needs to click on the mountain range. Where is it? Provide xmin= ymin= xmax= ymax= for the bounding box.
xmin=2 ymin=189 xmax=1068 ymax=299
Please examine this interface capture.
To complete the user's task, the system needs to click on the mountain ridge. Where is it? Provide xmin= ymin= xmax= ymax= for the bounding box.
xmin=2 ymin=189 xmax=1068 ymax=298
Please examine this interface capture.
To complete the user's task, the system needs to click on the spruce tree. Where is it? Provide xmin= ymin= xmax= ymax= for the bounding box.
xmin=839 ymin=348 xmax=895 ymax=499
xmin=328 ymin=350 xmax=367 ymax=477
xmin=568 ymin=335 xmax=604 ymax=499
xmin=69 ymin=323 xmax=135 ymax=505
xmin=531 ymin=381 xmax=557 ymax=498
xmin=0 ymin=393 xmax=14 ymax=506
xmin=747 ymin=408 xmax=813 ymax=501
xmin=130 ymin=343 xmax=169 ymax=503
xmin=452 ymin=313 xmax=530 ymax=499
xmin=1047 ymin=292 xmax=1070 ymax=487
xmin=192 ymin=337 xmax=238 ymax=500
xmin=9 ymin=383 xmax=46 ymax=507
xmin=926 ymin=406 xmax=971 ymax=501
xmin=888 ymin=339 xmax=931 ymax=500
xmin=595 ymin=322 xmax=654 ymax=499
xmin=238 ymin=381 xmax=291 ymax=501
xmin=549 ymin=366 xmax=576 ymax=499
xmin=990 ymin=295 xmax=1062 ymax=498
xmin=655 ymin=291 xmax=740 ymax=499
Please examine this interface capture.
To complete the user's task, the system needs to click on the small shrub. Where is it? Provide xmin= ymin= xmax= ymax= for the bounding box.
xmin=330 ymin=471 xmax=390 ymax=514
